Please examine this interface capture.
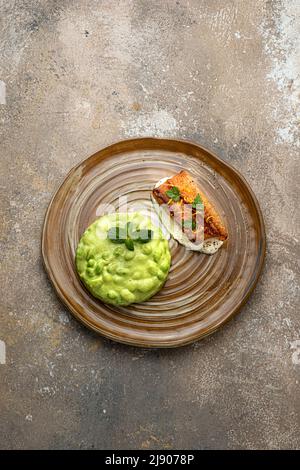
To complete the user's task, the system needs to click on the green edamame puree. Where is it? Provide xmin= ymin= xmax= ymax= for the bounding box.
xmin=75 ymin=212 xmax=171 ymax=306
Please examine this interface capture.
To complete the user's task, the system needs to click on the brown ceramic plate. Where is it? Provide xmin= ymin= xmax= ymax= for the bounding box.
xmin=42 ymin=138 xmax=265 ymax=347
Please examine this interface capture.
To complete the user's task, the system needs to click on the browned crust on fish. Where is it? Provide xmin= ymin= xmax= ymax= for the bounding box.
xmin=152 ymin=170 xmax=228 ymax=241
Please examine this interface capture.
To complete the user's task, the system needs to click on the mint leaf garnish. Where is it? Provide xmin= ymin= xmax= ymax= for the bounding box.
xmin=136 ymin=229 xmax=153 ymax=243
xmin=124 ymin=238 xmax=134 ymax=251
xmin=107 ymin=226 xmax=127 ymax=243
xmin=107 ymin=224 xmax=153 ymax=250
xmin=126 ymin=221 xmax=137 ymax=238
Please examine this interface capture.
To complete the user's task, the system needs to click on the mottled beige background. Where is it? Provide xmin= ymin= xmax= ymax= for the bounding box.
xmin=0 ymin=0 xmax=299 ymax=449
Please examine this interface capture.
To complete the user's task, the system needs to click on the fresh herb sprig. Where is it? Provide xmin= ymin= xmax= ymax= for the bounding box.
xmin=166 ymin=186 xmax=181 ymax=202
xmin=166 ymin=187 xmax=204 ymax=211
xmin=107 ymin=222 xmax=153 ymax=251
xmin=192 ymin=193 xmax=204 ymax=210
xmin=184 ymin=194 xmax=204 ymax=232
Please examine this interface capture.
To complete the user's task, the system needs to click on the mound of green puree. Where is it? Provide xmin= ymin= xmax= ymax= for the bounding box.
xmin=76 ymin=212 xmax=171 ymax=306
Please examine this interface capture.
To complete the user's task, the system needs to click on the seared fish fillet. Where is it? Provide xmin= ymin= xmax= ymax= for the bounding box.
xmin=152 ymin=170 xmax=228 ymax=247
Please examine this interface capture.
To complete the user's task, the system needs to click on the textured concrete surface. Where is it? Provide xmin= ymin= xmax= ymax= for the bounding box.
xmin=0 ymin=0 xmax=299 ymax=450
